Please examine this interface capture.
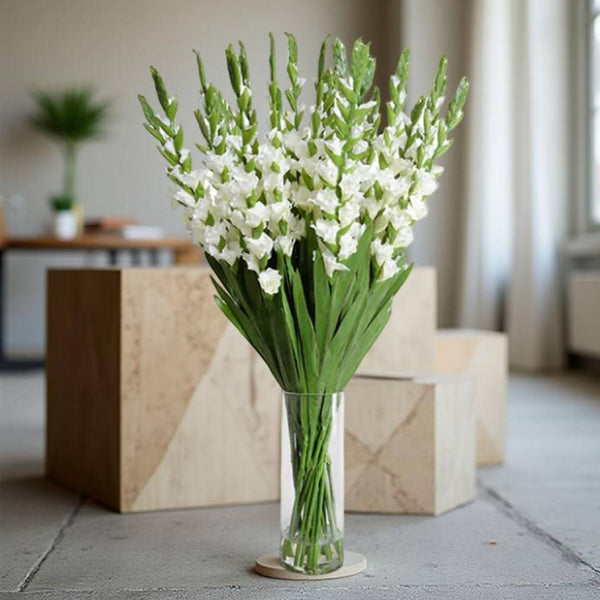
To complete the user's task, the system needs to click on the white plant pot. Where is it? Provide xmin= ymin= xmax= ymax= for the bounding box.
xmin=53 ymin=210 xmax=77 ymax=240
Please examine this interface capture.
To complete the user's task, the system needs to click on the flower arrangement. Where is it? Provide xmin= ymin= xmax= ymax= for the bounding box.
xmin=140 ymin=34 xmax=467 ymax=575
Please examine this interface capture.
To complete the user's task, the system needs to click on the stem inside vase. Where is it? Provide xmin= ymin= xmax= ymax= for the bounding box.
xmin=280 ymin=391 xmax=344 ymax=575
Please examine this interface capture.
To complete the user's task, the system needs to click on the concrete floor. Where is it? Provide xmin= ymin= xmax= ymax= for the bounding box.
xmin=1 ymin=372 xmax=599 ymax=600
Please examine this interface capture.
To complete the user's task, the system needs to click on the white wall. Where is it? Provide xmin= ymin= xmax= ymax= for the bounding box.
xmin=400 ymin=0 xmax=469 ymax=327
xmin=0 ymin=0 xmax=469 ymax=355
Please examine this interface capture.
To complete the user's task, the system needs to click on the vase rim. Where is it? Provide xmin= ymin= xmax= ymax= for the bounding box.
xmin=281 ymin=390 xmax=344 ymax=397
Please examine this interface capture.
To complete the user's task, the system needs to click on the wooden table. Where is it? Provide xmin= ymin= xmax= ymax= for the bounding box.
xmin=0 ymin=235 xmax=202 ymax=369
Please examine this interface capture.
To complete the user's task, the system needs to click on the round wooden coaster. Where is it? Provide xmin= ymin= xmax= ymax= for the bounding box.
xmin=254 ymin=551 xmax=367 ymax=580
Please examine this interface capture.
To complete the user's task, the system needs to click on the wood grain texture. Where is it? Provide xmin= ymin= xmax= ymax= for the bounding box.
xmin=435 ymin=329 xmax=507 ymax=466
xmin=46 ymin=267 xmax=279 ymax=512
xmin=357 ymin=267 xmax=436 ymax=377
xmin=345 ymin=375 xmax=475 ymax=515
xmin=8 ymin=235 xmax=198 ymax=251
xmin=46 ymin=270 xmax=122 ymax=508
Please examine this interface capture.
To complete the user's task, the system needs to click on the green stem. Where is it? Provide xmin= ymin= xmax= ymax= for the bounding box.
xmin=282 ymin=394 xmax=342 ymax=574
xmin=63 ymin=142 xmax=77 ymax=201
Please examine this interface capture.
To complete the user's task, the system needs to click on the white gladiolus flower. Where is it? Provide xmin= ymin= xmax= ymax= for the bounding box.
xmin=276 ymin=235 xmax=296 ymax=256
xmin=298 ymin=156 xmax=317 ymax=178
xmin=353 ymin=140 xmax=368 ymax=154
xmin=173 ymin=189 xmax=196 ymax=207
xmin=316 ymin=160 xmax=338 ymax=187
xmin=326 ymin=138 xmax=344 ymax=156
xmin=385 ymin=206 xmax=410 ymax=230
xmin=176 ymin=169 xmax=202 ymax=190
xmin=338 ymin=201 xmax=360 ymax=227
xmin=258 ymin=268 xmax=283 ymax=295
xmin=394 ymin=226 xmax=414 ymax=248
xmin=371 ymin=239 xmax=394 ymax=266
xmin=339 ymin=172 xmax=362 ymax=199
xmin=321 ymin=248 xmax=349 ymax=277
xmin=313 ymin=219 xmax=340 ymax=244
xmin=246 ymin=202 xmax=270 ymax=227
xmin=416 ymin=171 xmax=438 ymax=196
xmin=245 ymin=233 xmax=274 ymax=259
xmin=338 ymin=223 xmax=364 ymax=260
xmin=283 ymin=130 xmax=309 ymax=158
xmin=143 ymin=38 xmax=464 ymax=296
xmin=380 ymin=257 xmax=400 ymax=281
xmin=314 ymin=188 xmax=339 ymax=214
xmin=407 ymin=198 xmax=428 ymax=221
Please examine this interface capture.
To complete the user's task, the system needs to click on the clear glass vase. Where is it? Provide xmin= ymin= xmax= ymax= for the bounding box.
xmin=280 ymin=391 xmax=344 ymax=575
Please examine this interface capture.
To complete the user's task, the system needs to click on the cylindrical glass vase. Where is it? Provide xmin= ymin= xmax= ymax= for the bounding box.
xmin=280 ymin=391 xmax=344 ymax=575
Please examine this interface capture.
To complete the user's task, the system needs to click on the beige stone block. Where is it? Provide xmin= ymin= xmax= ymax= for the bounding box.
xmin=345 ymin=375 xmax=476 ymax=515
xmin=46 ymin=267 xmax=279 ymax=512
xmin=435 ymin=329 xmax=508 ymax=466
xmin=358 ymin=267 xmax=436 ymax=376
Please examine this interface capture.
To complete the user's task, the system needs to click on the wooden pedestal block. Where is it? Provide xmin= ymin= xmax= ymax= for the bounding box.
xmin=345 ymin=375 xmax=476 ymax=515
xmin=435 ymin=329 xmax=507 ymax=466
xmin=46 ymin=267 xmax=279 ymax=512
xmin=357 ymin=267 xmax=436 ymax=376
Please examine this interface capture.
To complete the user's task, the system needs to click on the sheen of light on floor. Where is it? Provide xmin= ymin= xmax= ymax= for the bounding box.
xmin=1 ymin=371 xmax=599 ymax=599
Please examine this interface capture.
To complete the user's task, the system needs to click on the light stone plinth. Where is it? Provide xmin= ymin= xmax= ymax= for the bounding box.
xmin=46 ymin=267 xmax=280 ymax=512
xmin=358 ymin=267 xmax=436 ymax=376
xmin=435 ymin=329 xmax=508 ymax=466
xmin=345 ymin=374 xmax=476 ymax=515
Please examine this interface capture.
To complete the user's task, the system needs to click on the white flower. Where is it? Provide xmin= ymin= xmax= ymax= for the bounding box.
xmin=385 ymin=205 xmax=410 ymax=230
xmin=326 ymin=138 xmax=344 ymax=156
xmin=176 ymin=169 xmax=202 ymax=190
xmin=298 ymin=155 xmax=317 ymax=178
xmin=258 ymin=268 xmax=282 ymax=295
xmin=314 ymin=188 xmax=339 ymax=214
xmin=276 ymin=235 xmax=295 ymax=256
xmin=204 ymin=223 xmax=227 ymax=246
xmin=173 ymin=189 xmax=196 ymax=207
xmin=283 ymin=130 xmax=309 ymax=158
xmin=316 ymin=159 xmax=338 ymax=187
xmin=339 ymin=172 xmax=362 ymax=200
xmin=269 ymin=201 xmax=291 ymax=222
xmin=320 ymin=248 xmax=349 ymax=277
xmin=338 ymin=231 xmax=359 ymax=260
xmin=393 ymin=226 xmax=414 ymax=248
xmin=353 ymin=140 xmax=368 ymax=154
xmin=407 ymin=198 xmax=428 ymax=221
xmin=262 ymin=170 xmax=285 ymax=193
xmin=154 ymin=47 xmax=458 ymax=294
xmin=416 ymin=171 xmax=438 ymax=196
xmin=363 ymin=196 xmax=381 ymax=220
xmin=371 ymin=239 xmax=394 ymax=266
xmin=246 ymin=202 xmax=270 ymax=227
xmin=380 ymin=257 xmax=400 ymax=281
xmin=245 ymin=233 xmax=274 ymax=259
xmin=313 ymin=219 xmax=340 ymax=244
xmin=338 ymin=201 xmax=360 ymax=227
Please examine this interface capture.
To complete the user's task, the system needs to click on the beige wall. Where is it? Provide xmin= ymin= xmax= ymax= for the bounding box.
xmin=0 ymin=0 xmax=469 ymax=354
xmin=0 ymin=0 xmax=388 ymax=233
xmin=401 ymin=0 xmax=469 ymax=327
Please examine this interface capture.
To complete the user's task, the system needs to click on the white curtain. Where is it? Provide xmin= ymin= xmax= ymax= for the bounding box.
xmin=457 ymin=0 xmax=570 ymax=369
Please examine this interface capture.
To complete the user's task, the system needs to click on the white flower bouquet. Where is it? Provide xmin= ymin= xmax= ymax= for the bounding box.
xmin=140 ymin=34 xmax=468 ymax=575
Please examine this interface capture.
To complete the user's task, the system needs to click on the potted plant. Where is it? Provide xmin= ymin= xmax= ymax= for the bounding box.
xmin=30 ymin=87 xmax=111 ymax=238
xmin=49 ymin=195 xmax=77 ymax=240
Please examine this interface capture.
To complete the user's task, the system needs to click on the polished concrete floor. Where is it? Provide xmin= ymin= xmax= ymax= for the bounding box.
xmin=1 ymin=371 xmax=599 ymax=599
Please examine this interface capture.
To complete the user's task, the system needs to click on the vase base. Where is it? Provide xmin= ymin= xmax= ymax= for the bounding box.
xmin=254 ymin=551 xmax=366 ymax=580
